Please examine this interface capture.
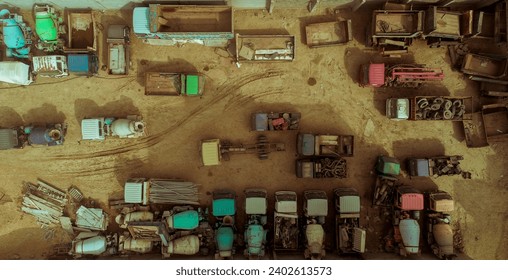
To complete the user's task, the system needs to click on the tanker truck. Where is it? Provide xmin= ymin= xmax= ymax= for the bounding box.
xmin=0 ymin=123 xmax=66 ymax=150
xmin=390 ymin=186 xmax=424 ymax=256
xmin=0 ymin=9 xmax=32 ymax=58
xmin=162 ymin=206 xmax=213 ymax=258
xmin=303 ymin=190 xmax=327 ymax=260
xmin=212 ymin=190 xmax=236 ymax=259
xmin=34 ymin=4 xmax=65 ymax=52
xmin=426 ymin=191 xmax=456 ymax=259
xmin=244 ymin=188 xmax=268 ymax=259
xmin=80 ymin=115 xmax=146 ymax=141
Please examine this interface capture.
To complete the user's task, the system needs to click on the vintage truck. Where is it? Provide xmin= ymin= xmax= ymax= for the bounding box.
xmin=423 ymin=6 xmax=473 ymax=46
xmin=212 ymin=190 xmax=236 ymax=260
xmin=407 ymin=156 xmax=471 ymax=178
xmin=32 ymin=55 xmax=69 ymax=78
xmin=274 ymin=191 xmax=299 ymax=252
xmin=107 ymin=25 xmax=130 ymax=75
xmin=123 ymin=178 xmax=199 ymax=205
xmin=34 ymin=4 xmax=65 ymax=52
xmin=251 ymin=112 xmax=300 ymax=131
xmin=0 ymin=123 xmax=66 ymax=150
xmin=389 ymin=186 xmax=424 ymax=256
xmin=361 ymin=63 xmax=444 ymax=87
xmin=0 ymin=9 xmax=32 ymax=58
xmin=303 ymin=190 xmax=327 ymax=260
xmin=370 ymin=9 xmax=424 ymax=52
xmin=0 ymin=61 xmax=32 ymax=85
xmin=81 ymin=116 xmax=145 ymax=141
xmin=386 ymin=96 xmax=473 ymax=121
xmin=200 ymin=136 xmax=285 ymax=166
xmin=236 ymin=34 xmax=295 ymax=63
xmin=145 ymin=72 xmax=205 ymax=96
xmin=133 ymin=5 xmax=233 ymax=47
xmin=461 ymin=53 xmax=508 ymax=80
xmin=463 ymin=103 xmax=508 ymax=147
xmin=305 ymin=19 xmax=353 ymax=48
xmin=63 ymin=9 xmax=96 ymax=53
xmin=296 ymin=157 xmax=347 ymax=179
xmin=297 ymin=133 xmax=354 ymax=157
xmin=244 ymin=188 xmax=268 ymax=259
xmin=334 ymin=187 xmax=366 ymax=254
xmin=426 ymin=191 xmax=455 ymax=260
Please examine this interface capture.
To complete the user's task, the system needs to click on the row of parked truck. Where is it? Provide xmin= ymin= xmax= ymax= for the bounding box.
xmin=374 ymin=155 xmax=462 ymax=259
xmin=68 ymin=184 xmax=366 ymax=260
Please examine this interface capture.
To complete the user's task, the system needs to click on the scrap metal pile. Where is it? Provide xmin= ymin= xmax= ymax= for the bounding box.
xmin=21 ymin=180 xmax=67 ymax=228
xmin=430 ymin=156 xmax=471 ymax=178
xmin=274 ymin=216 xmax=299 ymax=249
xmin=414 ymin=97 xmax=466 ymax=120
xmin=316 ymin=157 xmax=347 ymax=178
xmin=373 ymin=176 xmax=397 ymax=207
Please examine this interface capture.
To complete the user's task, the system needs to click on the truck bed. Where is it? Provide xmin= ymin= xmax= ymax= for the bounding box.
xmin=461 ymin=53 xmax=508 ymax=79
xmin=151 ymin=5 xmax=232 ymax=33
xmin=373 ymin=10 xmax=424 ymax=36
xmin=65 ymin=10 xmax=95 ymax=52
xmin=145 ymin=72 xmax=180 ymax=96
xmin=305 ymin=20 xmax=352 ymax=47
xmin=463 ymin=104 xmax=508 ymax=147
xmin=411 ymin=96 xmax=473 ymax=121
xmin=425 ymin=7 xmax=472 ymax=39
xmin=274 ymin=214 xmax=299 ymax=251
xmin=314 ymin=135 xmax=354 ymax=157
xmin=236 ymin=34 xmax=295 ymax=62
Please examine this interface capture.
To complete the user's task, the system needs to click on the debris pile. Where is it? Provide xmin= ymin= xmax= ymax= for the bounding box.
xmin=317 ymin=157 xmax=347 ymax=178
xmin=21 ymin=180 xmax=67 ymax=228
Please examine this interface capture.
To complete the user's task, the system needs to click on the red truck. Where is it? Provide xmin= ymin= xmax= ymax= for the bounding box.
xmin=360 ymin=63 xmax=444 ymax=87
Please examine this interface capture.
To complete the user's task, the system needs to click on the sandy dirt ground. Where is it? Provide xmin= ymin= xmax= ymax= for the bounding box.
xmin=0 ymin=6 xmax=506 ymax=260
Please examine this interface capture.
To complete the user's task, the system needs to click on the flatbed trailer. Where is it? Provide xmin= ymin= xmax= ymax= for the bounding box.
xmin=236 ymin=34 xmax=295 ymax=62
xmin=133 ymin=5 xmax=233 ymax=47
xmin=305 ymin=19 xmax=352 ymax=48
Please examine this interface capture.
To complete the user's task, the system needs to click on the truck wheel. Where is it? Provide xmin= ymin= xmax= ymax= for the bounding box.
xmin=258 ymin=152 xmax=269 ymax=160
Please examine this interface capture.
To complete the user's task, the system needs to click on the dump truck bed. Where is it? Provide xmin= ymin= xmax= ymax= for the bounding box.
xmin=424 ymin=7 xmax=473 ymax=39
xmin=461 ymin=53 xmax=508 ymax=79
xmin=145 ymin=72 xmax=181 ymax=96
xmin=150 ymin=5 xmax=233 ymax=33
xmin=464 ymin=103 xmax=508 ymax=147
xmin=314 ymin=135 xmax=354 ymax=157
xmin=273 ymin=212 xmax=299 ymax=251
xmin=305 ymin=20 xmax=352 ymax=47
xmin=372 ymin=10 xmax=424 ymax=37
xmin=236 ymin=34 xmax=295 ymax=62
xmin=65 ymin=10 xmax=96 ymax=52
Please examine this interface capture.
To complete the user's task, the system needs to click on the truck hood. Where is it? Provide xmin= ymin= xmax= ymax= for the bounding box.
xmin=399 ymin=219 xmax=420 ymax=251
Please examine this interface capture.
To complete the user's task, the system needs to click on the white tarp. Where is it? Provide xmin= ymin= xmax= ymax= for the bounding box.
xmin=0 ymin=61 xmax=32 ymax=86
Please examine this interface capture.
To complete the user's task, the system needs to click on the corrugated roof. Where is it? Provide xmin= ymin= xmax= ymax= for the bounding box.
xmin=400 ymin=193 xmax=424 ymax=210
xmin=246 ymin=197 xmax=266 ymax=215
xmin=133 ymin=7 xmax=151 ymax=34
xmin=369 ymin=63 xmax=385 ymax=87
xmin=0 ymin=129 xmax=18 ymax=150
xmin=81 ymin=119 xmax=103 ymax=140
xmin=124 ymin=181 xmax=143 ymax=203
xmin=339 ymin=195 xmax=360 ymax=214
xmin=306 ymin=198 xmax=328 ymax=216
xmin=201 ymin=139 xmax=220 ymax=166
